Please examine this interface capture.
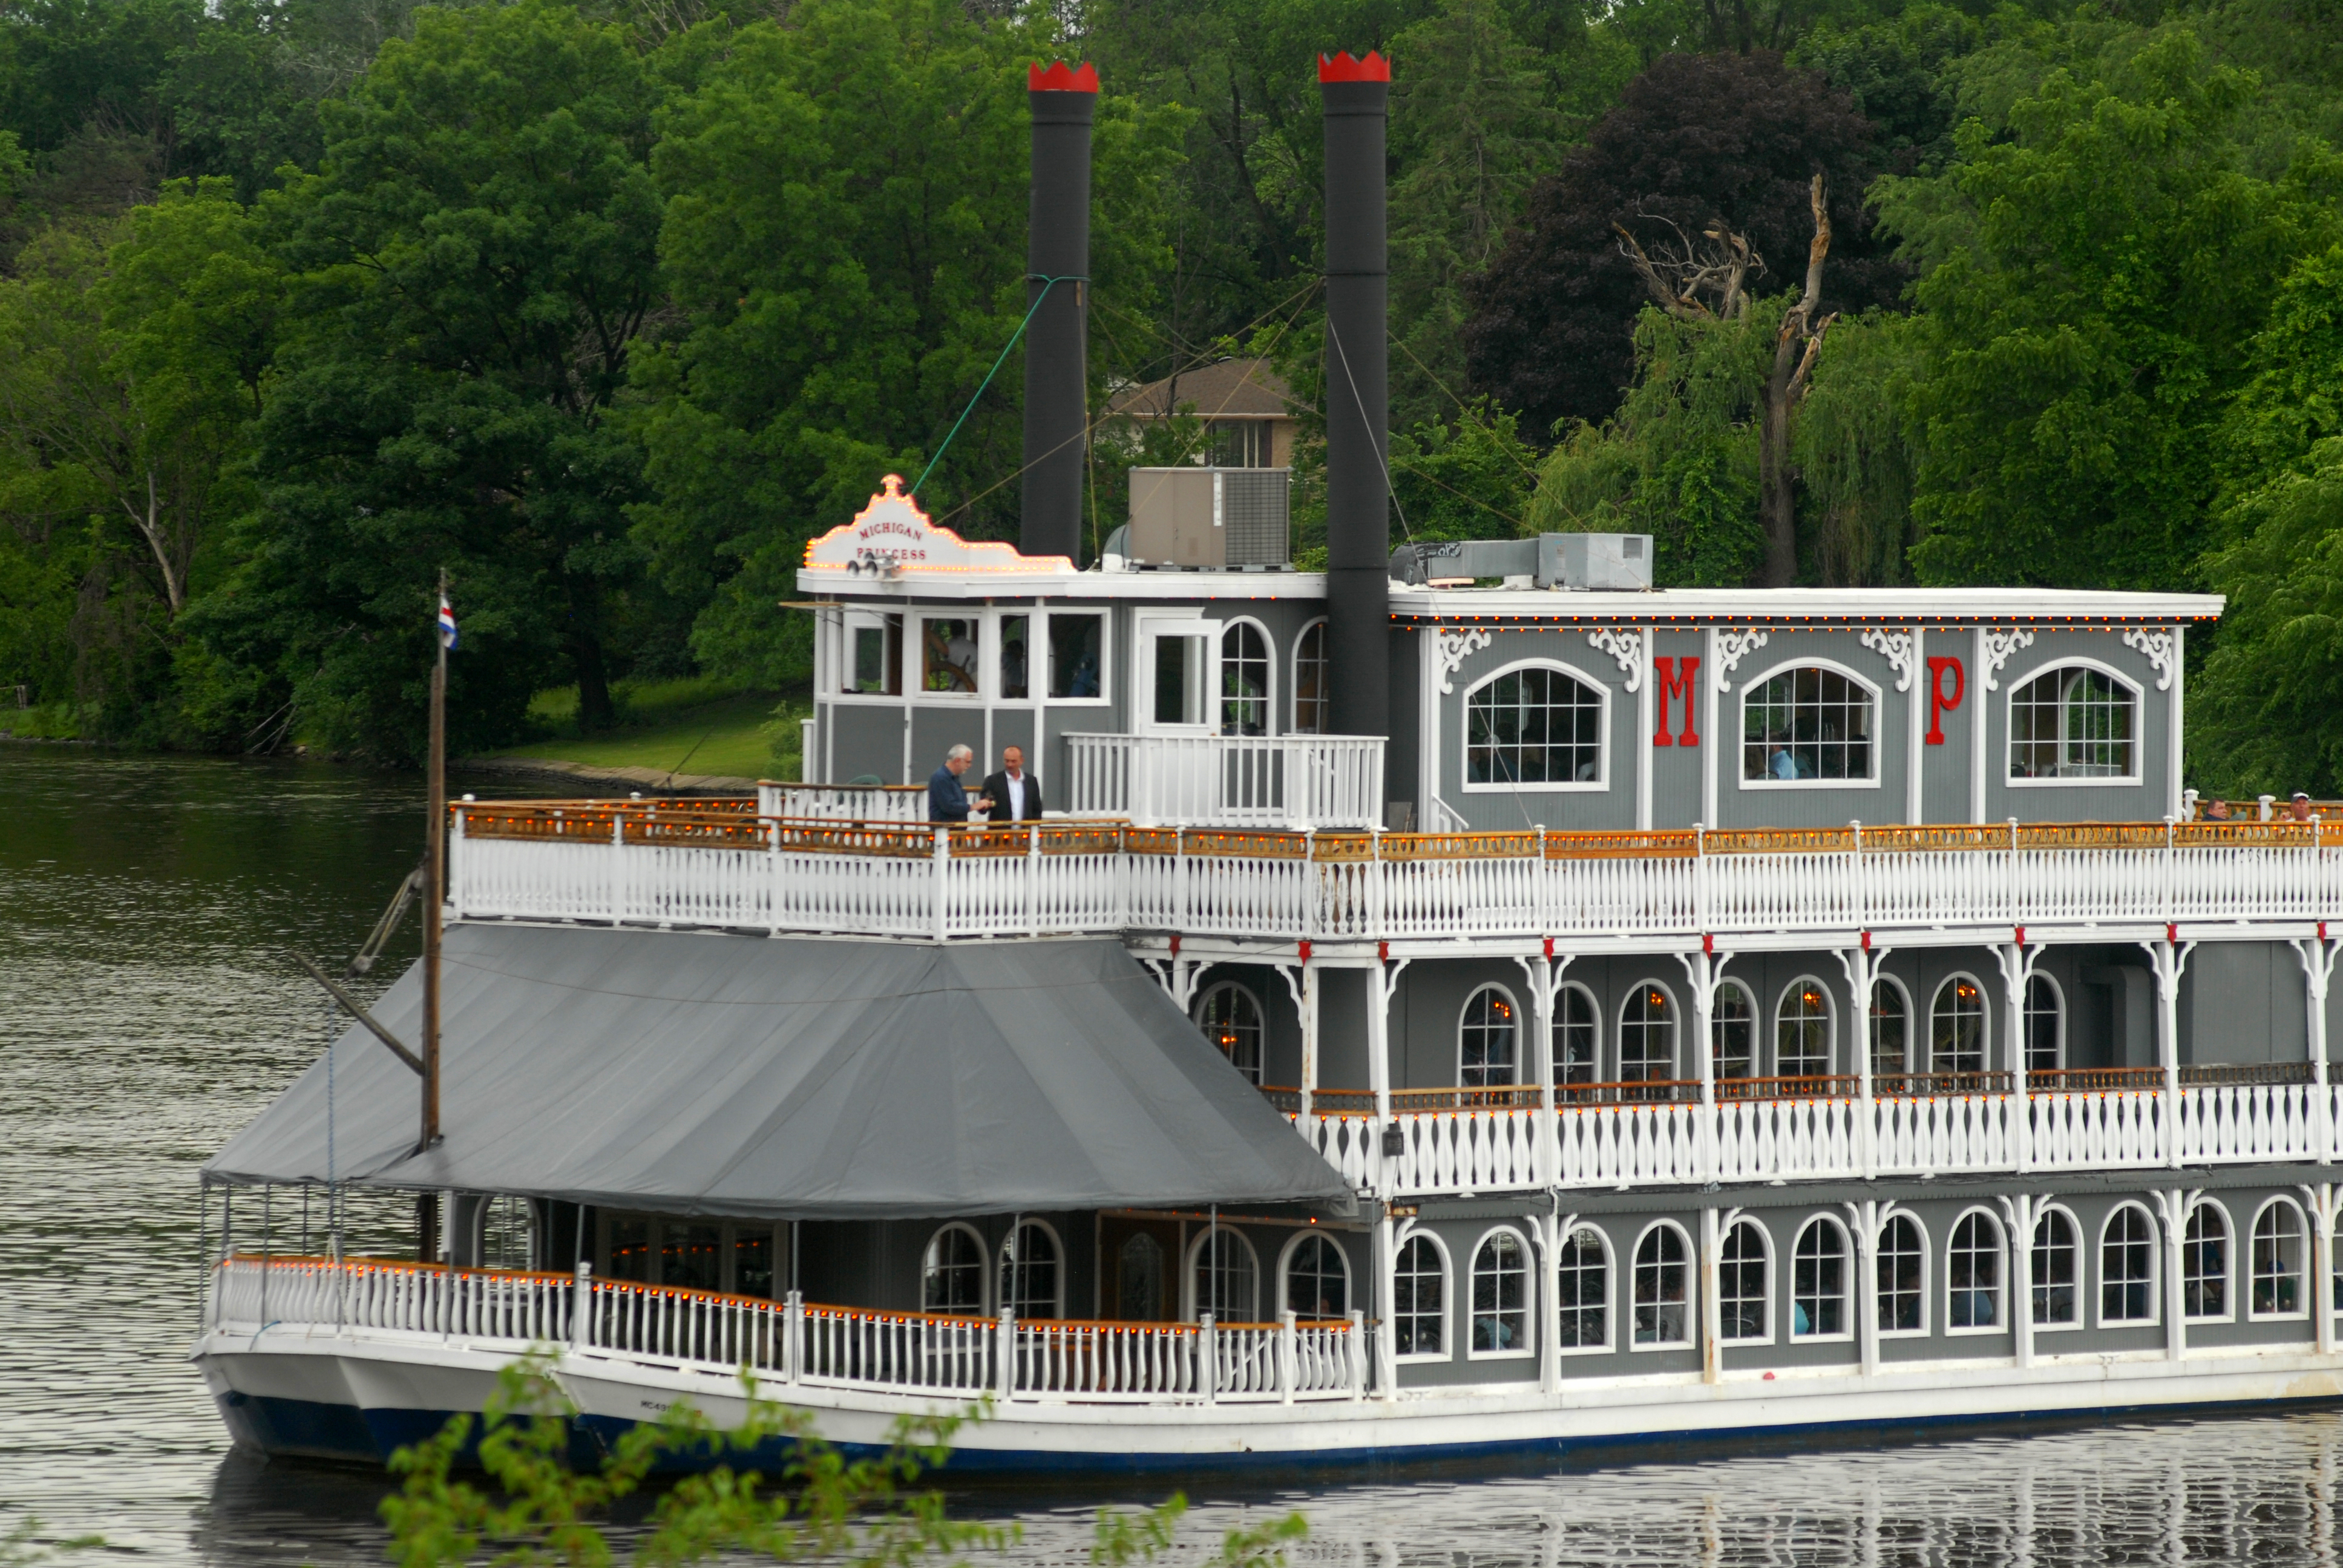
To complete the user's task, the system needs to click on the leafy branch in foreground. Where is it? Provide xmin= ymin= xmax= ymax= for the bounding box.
xmin=383 ymin=1355 xmax=1307 ymax=1568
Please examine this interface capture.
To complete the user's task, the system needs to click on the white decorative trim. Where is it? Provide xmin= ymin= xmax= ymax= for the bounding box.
xmin=1859 ymin=627 xmax=1918 ymax=693
xmin=2122 ymin=626 xmax=2178 ymax=692
xmin=1712 ymin=629 xmax=1769 ymax=692
xmin=1437 ymin=628 xmax=1493 ymax=694
xmin=1980 ymin=628 xmax=2036 ymax=693
xmin=1588 ymin=628 xmax=1644 ymax=693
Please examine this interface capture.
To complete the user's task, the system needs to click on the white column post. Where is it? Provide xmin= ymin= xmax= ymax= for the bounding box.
xmin=1906 ymin=625 xmax=1924 ymax=825
xmin=1637 ymin=626 xmax=1655 ymax=831
xmin=783 ymin=1287 xmax=803 ymax=1385
xmin=1521 ymin=950 xmax=1564 ymax=1189
xmin=1852 ymin=1200 xmax=1880 ymax=1377
xmin=1374 ymin=1212 xmax=1397 ymax=1400
xmin=1702 ymin=626 xmax=1720 ymax=829
xmin=1680 ymin=947 xmax=1720 ymax=1182
xmin=931 ymin=826 xmax=951 ymax=942
xmin=1540 ymin=1208 xmax=1565 ymax=1397
xmin=997 ymin=1308 xmax=1017 ymax=1399
xmin=2167 ymin=622 xmax=2186 ymax=823
xmin=1999 ymin=1195 xmax=2036 ymax=1370
xmin=571 ymin=1261 xmax=594 ymax=1352
xmin=1277 ymin=1309 xmax=1297 ymax=1404
xmin=1699 ymin=1205 xmax=1723 ymax=1385
xmin=2306 ymin=1183 xmax=2335 ymax=1357
xmin=1997 ymin=939 xmax=2039 ymax=1174
xmin=1971 ymin=626 xmax=1990 ymax=825
xmin=2157 ymin=1187 xmax=2189 ymax=1362
xmin=2298 ymin=932 xmax=2338 ymax=1166
xmin=610 ymin=809 xmax=626 ymax=924
xmin=2146 ymin=936 xmax=2194 ymax=1168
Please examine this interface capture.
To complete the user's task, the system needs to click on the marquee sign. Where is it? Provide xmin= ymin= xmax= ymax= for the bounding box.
xmin=802 ymin=475 xmax=1075 ymax=576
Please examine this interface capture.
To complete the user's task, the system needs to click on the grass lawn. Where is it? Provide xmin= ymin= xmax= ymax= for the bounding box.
xmin=491 ymin=677 xmax=812 ymax=782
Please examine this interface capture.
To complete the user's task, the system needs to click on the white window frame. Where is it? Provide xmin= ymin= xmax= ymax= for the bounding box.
xmin=2029 ymin=1203 xmax=2085 ymax=1333
xmin=1717 ymin=1218 xmax=1774 ymax=1346
xmin=1736 ymin=658 xmax=1884 ymax=792
xmin=922 ymin=1221 xmax=991 ymax=1316
xmin=1136 ymin=616 xmax=1218 ymax=734
xmin=1217 ymin=615 xmax=1277 ymax=738
xmin=1289 ymin=617 xmax=1329 ymax=735
xmin=1630 ymin=1218 xmax=1696 ymax=1351
xmin=834 ymin=609 xmax=906 ymax=703
xmin=2249 ymin=1196 xmax=2310 ymax=1322
xmin=2004 ymin=657 xmax=2144 ymax=788
xmin=2024 ymin=972 xmax=2066 ymax=1073
xmin=1619 ymin=978 xmax=1682 ymax=1082
xmin=2183 ymin=1199 xmax=2235 ymax=1324
xmin=1465 ymin=1224 xmax=1536 ymax=1361
xmin=1710 ymin=976 xmax=1758 ymax=1081
xmin=1790 ymin=1215 xmax=1855 ymax=1343
xmin=1460 ymin=658 xmax=1613 ymax=794
xmin=1458 ymin=982 xmax=1524 ymax=1089
xmin=998 ymin=1217 xmax=1066 ymax=1320
xmin=912 ymin=612 xmax=987 ymax=702
xmin=1040 ymin=607 xmax=1112 ymax=707
xmin=1194 ymin=978 xmax=1267 ymax=1087
xmin=1184 ymin=1223 xmax=1261 ymax=1324
xmin=1876 ymin=1212 xmax=1932 ymax=1339
xmin=1392 ymin=1227 xmax=1452 ymax=1363
xmin=1555 ymin=1223 xmax=1615 ymax=1356
xmin=1553 ymin=980 xmax=1602 ymax=1086
xmin=1868 ymin=973 xmax=1915 ymax=1077
xmin=1774 ymin=975 xmax=1837 ymax=1079
xmin=1276 ymin=1229 xmax=1352 ymax=1320
xmin=1944 ymin=1207 xmax=2006 ymax=1337
xmin=1929 ymin=972 xmax=1993 ymax=1074
xmin=2097 ymin=1201 xmax=2162 ymax=1328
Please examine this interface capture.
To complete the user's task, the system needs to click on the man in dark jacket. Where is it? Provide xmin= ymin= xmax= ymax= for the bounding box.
xmin=980 ymin=745 xmax=1044 ymax=822
xmin=928 ymin=743 xmax=989 ymax=822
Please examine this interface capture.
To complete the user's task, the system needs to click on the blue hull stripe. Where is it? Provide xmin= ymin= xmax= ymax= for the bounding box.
xmin=215 ymin=1388 xmax=2332 ymax=1477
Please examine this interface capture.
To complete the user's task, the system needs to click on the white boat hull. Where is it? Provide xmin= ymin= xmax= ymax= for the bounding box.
xmin=193 ymin=1327 xmax=2343 ymax=1473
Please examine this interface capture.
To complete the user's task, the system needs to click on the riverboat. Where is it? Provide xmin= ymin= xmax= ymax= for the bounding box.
xmin=193 ymin=51 xmax=2343 ymax=1473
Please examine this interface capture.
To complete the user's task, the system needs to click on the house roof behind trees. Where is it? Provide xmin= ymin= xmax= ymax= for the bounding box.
xmin=1107 ymin=358 xmax=1297 ymax=422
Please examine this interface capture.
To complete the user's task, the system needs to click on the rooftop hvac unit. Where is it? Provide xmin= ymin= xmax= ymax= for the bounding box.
xmin=1127 ymin=467 xmax=1291 ymax=569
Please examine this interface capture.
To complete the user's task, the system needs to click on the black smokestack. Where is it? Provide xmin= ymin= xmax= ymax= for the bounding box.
xmin=1023 ymin=60 xmax=1097 ymax=563
xmin=1319 ymin=51 xmax=1390 ymax=743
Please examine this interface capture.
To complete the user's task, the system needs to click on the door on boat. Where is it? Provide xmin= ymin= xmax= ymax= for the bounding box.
xmin=1100 ymin=1217 xmax=1180 ymax=1321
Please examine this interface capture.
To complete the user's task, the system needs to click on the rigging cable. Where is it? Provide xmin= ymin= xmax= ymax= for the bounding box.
xmin=910 ymin=275 xmax=1085 ymax=499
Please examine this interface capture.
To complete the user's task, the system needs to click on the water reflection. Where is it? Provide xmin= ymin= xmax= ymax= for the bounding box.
xmin=8 ymin=748 xmax=2343 ymax=1566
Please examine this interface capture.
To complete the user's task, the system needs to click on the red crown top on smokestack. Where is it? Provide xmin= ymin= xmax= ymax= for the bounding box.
xmin=1317 ymin=50 xmax=1391 ymax=83
xmin=1029 ymin=60 xmax=1099 ymax=92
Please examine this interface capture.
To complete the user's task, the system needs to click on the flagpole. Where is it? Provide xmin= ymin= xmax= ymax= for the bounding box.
xmin=422 ymin=567 xmax=445 ymax=1154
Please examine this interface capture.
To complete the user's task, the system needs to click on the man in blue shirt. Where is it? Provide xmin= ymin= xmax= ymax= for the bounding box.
xmin=928 ymin=743 xmax=990 ymax=822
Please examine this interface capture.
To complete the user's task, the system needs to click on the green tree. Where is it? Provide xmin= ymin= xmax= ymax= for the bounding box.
xmin=194 ymin=0 xmax=665 ymax=758
xmin=631 ymin=0 xmax=1183 ymax=687
xmin=1879 ymin=27 xmax=2341 ymax=591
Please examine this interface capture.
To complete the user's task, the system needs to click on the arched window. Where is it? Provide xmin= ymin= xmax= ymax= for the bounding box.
xmin=923 ymin=1224 xmax=987 ymax=1314
xmin=2184 ymin=1203 xmax=2230 ymax=1321
xmin=1869 ymin=980 xmax=1909 ymax=1077
xmin=1220 ymin=621 xmax=1270 ymax=736
xmin=2032 ymin=1209 xmax=2079 ymax=1327
xmin=1000 ymin=1222 xmax=1061 ymax=1319
xmin=1553 ymin=984 xmax=1599 ymax=1085
xmin=1792 ymin=1217 xmax=1848 ymax=1338
xmin=1470 ymin=1230 xmax=1531 ymax=1354
xmin=1284 ymin=1232 xmax=1349 ymax=1318
xmin=2010 ymin=665 xmax=2137 ymax=780
xmin=1116 ymin=1232 xmax=1165 ymax=1321
xmin=1620 ymin=984 xmax=1676 ymax=1082
xmin=1291 ymin=621 xmax=1328 ymax=735
xmin=1633 ymin=1223 xmax=1692 ymax=1347
xmin=1192 ymin=1226 xmax=1257 ymax=1323
xmin=1557 ymin=1227 xmax=1608 ymax=1350
xmin=1394 ymin=1235 xmax=1446 ymax=1356
xmin=1196 ymin=982 xmax=1263 ymax=1085
xmin=1878 ymin=1214 xmax=1926 ymax=1333
xmin=1719 ymin=1220 xmax=1769 ymax=1343
xmin=1466 ymin=665 xmax=1604 ymax=787
xmin=2101 ymin=1205 xmax=2158 ymax=1325
xmin=1932 ymin=976 xmax=1988 ymax=1076
xmin=1777 ymin=979 xmax=1832 ymax=1078
xmin=478 ymin=1195 xmax=536 ymax=1272
xmin=2252 ymin=1200 xmax=2305 ymax=1319
xmin=1742 ymin=665 xmax=1875 ymax=782
xmin=2025 ymin=975 xmax=2063 ymax=1073
xmin=1460 ymin=986 xmax=1519 ymax=1087
xmin=1948 ymin=1212 xmax=2002 ymax=1330
xmin=1712 ymin=982 xmax=1754 ymax=1080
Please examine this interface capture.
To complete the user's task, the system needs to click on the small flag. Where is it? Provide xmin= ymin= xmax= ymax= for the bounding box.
xmin=437 ymin=595 xmax=459 ymax=651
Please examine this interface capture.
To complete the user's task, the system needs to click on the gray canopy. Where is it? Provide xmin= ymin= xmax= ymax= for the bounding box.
xmin=206 ymin=924 xmax=1355 ymax=1219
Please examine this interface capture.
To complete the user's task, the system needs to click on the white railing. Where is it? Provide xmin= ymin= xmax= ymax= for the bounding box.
xmin=447 ymin=809 xmax=2343 ymax=947
xmin=206 ymin=1258 xmax=1369 ymax=1405
xmin=1288 ymin=1073 xmax=2332 ymax=1198
xmin=757 ymin=784 xmax=927 ymax=823
xmin=1063 ymin=734 xmax=1384 ymax=829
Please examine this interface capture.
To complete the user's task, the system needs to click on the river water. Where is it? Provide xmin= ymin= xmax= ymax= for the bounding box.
xmin=9 ymin=746 xmax=2343 ymax=1565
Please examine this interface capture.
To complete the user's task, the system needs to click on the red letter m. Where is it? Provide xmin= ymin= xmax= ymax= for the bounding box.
xmin=1653 ymin=656 xmax=1701 ymax=747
